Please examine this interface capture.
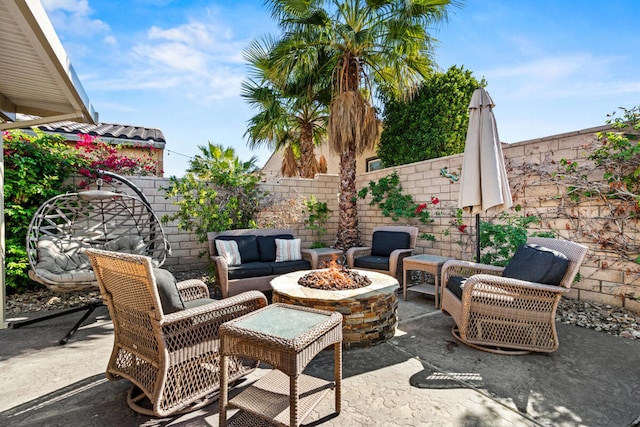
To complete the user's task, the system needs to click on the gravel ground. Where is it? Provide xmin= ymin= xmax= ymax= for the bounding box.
xmin=5 ymin=269 xmax=640 ymax=340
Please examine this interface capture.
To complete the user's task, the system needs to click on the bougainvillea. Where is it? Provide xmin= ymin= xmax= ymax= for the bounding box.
xmin=75 ymin=134 xmax=160 ymax=187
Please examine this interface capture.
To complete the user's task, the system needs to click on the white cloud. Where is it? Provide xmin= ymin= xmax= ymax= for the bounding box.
xmin=41 ymin=0 xmax=110 ymax=36
xmin=110 ymin=17 xmax=250 ymax=101
xmin=486 ymin=53 xmax=640 ymax=100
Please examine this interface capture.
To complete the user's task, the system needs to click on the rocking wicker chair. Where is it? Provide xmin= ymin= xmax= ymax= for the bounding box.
xmin=86 ymin=248 xmax=268 ymax=417
xmin=440 ymin=237 xmax=588 ymax=354
xmin=15 ymin=171 xmax=169 ymax=344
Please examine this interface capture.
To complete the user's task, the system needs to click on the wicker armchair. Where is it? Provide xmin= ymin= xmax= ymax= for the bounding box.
xmin=346 ymin=226 xmax=418 ymax=282
xmin=440 ymin=237 xmax=588 ymax=354
xmin=85 ymin=248 xmax=268 ymax=417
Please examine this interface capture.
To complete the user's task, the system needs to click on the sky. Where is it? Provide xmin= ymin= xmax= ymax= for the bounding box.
xmin=40 ymin=0 xmax=640 ymax=177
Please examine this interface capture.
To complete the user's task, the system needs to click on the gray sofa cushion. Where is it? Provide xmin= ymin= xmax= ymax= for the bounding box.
xmin=257 ymin=234 xmax=293 ymax=262
xmin=502 ymin=244 xmax=570 ymax=286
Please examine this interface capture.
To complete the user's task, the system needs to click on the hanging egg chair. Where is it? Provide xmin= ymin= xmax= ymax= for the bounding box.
xmin=14 ymin=171 xmax=169 ymax=344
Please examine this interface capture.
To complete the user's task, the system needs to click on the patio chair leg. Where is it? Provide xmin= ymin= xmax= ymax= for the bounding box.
xmin=10 ymin=300 xmax=104 ymax=345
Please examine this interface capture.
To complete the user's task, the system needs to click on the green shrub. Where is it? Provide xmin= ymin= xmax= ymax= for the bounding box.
xmin=2 ymin=130 xmax=85 ymax=292
xmin=161 ymin=144 xmax=265 ymax=249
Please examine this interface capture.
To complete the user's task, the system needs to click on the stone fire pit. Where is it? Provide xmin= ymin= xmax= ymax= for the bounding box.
xmin=271 ymin=269 xmax=399 ymax=349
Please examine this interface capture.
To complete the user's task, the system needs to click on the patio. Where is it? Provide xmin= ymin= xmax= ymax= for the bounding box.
xmin=1 ymin=292 xmax=639 ymax=427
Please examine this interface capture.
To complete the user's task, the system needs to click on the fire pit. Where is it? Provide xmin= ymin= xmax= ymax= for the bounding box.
xmin=271 ymin=264 xmax=399 ymax=349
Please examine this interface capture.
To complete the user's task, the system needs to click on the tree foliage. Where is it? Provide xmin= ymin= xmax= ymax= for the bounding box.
xmin=264 ymin=0 xmax=458 ymax=250
xmin=378 ymin=66 xmax=483 ymax=167
xmin=242 ymin=36 xmax=330 ymax=178
xmin=161 ymin=143 xmax=265 ymax=246
xmin=3 ymin=130 xmax=85 ymax=292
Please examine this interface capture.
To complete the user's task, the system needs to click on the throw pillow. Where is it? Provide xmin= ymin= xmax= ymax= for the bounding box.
xmin=275 ymin=238 xmax=302 ymax=262
xmin=153 ymin=268 xmax=185 ymax=314
xmin=215 ymin=235 xmax=259 ymax=263
xmin=257 ymin=234 xmax=294 ymax=261
xmin=502 ymin=244 xmax=570 ymax=286
xmin=215 ymin=239 xmax=242 ymax=266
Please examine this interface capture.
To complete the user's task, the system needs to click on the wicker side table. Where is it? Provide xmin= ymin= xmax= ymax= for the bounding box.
xmin=301 ymin=248 xmax=343 ymax=269
xmin=403 ymin=254 xmax=453 ymax=308
xmin=219 ymin=303 xmax=343 ymax=427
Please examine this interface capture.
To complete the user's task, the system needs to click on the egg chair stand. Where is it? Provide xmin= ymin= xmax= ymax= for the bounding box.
xmin=14 ymin=171 xmax=169 ymax=345
xmin=11 ymin=300 xmax=105 ymax=344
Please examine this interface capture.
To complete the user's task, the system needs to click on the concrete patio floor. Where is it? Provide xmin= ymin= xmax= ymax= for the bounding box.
xmin=1 ymin=292 xmax=639 ymax=427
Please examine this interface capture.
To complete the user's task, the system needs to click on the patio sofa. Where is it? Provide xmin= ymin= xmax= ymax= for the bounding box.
xmin=208 ymin=228 xmax=313 ymax=298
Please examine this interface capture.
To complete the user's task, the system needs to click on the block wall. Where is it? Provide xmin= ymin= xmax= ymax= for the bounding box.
xmin=109 ymin=124 xmax=638 ymax=311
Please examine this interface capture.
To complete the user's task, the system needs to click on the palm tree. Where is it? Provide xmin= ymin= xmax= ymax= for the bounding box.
xmin=266 ymin=0 xmax=457 ymax=250
xmin=187 ymin=142 xmax=259 ymax=181
xmin=242 ymin=36 xmax=331 ymax=178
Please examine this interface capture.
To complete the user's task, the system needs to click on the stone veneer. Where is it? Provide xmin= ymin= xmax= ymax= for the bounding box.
xmin=271 ymin=269 xmax=399 ymax=349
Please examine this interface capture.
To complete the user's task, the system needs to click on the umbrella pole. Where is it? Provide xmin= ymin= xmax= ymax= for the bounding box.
xmin=475 ymin=213 xmax=481 ymax=263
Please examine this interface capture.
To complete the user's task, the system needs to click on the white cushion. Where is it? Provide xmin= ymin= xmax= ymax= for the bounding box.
xmin=215 ymin=239 xmax=242 ymax=266
xmin=275 ymin=238 xmax=302 ymax=262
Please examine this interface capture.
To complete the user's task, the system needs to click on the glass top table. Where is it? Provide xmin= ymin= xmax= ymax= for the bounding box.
xmin=219 ymin=303 xmax=343 ymax=427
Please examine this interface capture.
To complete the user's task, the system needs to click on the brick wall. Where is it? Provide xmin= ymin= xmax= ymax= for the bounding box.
xmin=113 ymin=125 xmax=639 ymax=312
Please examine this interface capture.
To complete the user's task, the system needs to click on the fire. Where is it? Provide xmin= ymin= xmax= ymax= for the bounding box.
xmin=298 ymin=255 xmax=372 ymax=290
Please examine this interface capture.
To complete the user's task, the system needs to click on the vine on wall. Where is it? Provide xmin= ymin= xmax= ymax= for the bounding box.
xmin=505 ymin=107 xmax=640 ymax=300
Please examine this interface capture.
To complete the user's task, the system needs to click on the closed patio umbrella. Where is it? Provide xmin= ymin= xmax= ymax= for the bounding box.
xmin=458 ymin=88 xmax=513 ymax=262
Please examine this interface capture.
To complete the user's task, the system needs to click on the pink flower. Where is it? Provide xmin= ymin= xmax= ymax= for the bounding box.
xmin=431 ymin=197 xmax=440 ymax=205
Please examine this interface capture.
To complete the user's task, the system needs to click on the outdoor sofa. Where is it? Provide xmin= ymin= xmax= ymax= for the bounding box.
xmin=208 ymin=228 xmax=313 ymax=298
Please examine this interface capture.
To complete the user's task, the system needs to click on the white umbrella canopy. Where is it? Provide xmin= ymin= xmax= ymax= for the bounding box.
xmin=458 ymin=88 xmax=513 ymax=261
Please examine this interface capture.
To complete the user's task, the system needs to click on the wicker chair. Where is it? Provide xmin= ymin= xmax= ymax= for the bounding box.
xmin=440 ymin=237 xmax=588 ymax=354
xmin=346 ymin=226 xmax=418 ymax=282
xmin=85 ymin=248 xmax=268 ymax=417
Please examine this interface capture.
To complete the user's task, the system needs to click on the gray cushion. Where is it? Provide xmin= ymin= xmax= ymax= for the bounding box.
xmin=183 ymin=298 xmax=214 ymax=309
xmin=216 ymin=235 xmax=259 ymax=263
xmin=371 ymin=231 xmax=411 ymax=257
xmin=153 ymin=268 xmax=184 ymax=314
xmin=103 ymin=235 xmax=146 ymax=255
xmin=502 ymin=244 xmax=570 ymax=286
xmin=257 ymin=234 xmax=293 ymax=262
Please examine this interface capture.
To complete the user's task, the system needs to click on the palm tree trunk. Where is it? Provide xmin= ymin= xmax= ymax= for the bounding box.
xmin=335 ymin=147 xmax=359 ymax=250
xmin=299 ymin=123 xmax=316 ymax=178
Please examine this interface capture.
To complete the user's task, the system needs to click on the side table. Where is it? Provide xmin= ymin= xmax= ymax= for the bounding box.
xmin=301 ymin=247 xmax=343 ymax=269
xmin=219 ymin=303 xmax=343 ymax=427
xmin=403 ymin=254 xmax=453 ymax=308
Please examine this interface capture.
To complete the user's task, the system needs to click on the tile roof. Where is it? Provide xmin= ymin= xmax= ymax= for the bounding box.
xmin=31 ymin=120 xmax=166 ymax=147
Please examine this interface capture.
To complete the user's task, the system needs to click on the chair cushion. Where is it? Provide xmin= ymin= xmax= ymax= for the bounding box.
xmin=103 ymin=235 xmax=146 ymax=255
xmin=269 ymin=259 xmax=311 ymax=275
xmin=183 ymin=298 xmax=214 ymax=309
xmin=227 ymin=262 xmax=273 ymax=280
xmin=502 ymin=244 xmax=570 ymax=286
xmin=215 ymin=235 xmax=259 ymax=263
xmin=354 ymin=255 xmax=390 ymax=271
xmin=153 ymin=268 xmax=185 ymax=314
xmin=257 ymin=234 xmax=294 ymax=262
xmin=275 ymin=238 xmax=302 ymax=262
xmin=36 ymin=237 xmax=91 ymax=273
xmin=446 ymin=276 xmax=467 ymax=300
xmin=371 ymin=231 xmax=411 ymax=257
xmin=215 ymin=239 xmax=242 ymax=266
